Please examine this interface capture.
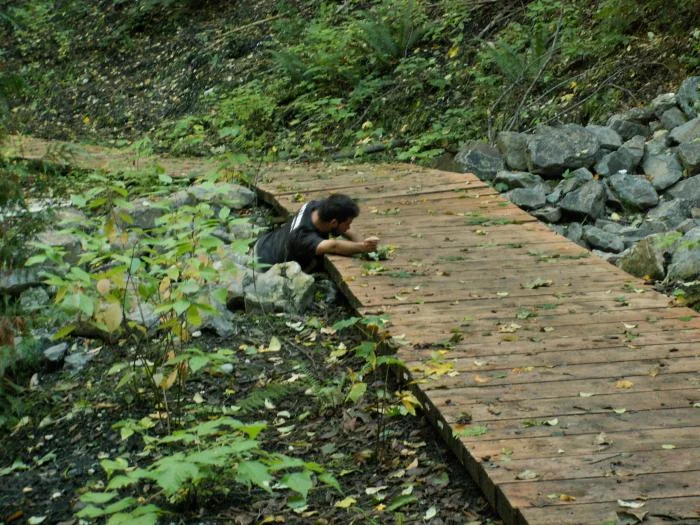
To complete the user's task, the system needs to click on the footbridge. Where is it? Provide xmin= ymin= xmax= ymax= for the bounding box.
xmin=7 ymin=136 xmax=700 ymax=524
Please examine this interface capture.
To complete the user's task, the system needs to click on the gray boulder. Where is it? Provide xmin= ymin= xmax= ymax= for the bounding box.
xmin=55 ymin=208 xmax=89 ymax=230
xmin=667 ymin=175 xmax=700 ymax=207
xmin=36 ymin=230 xmax=82 ymax=264
xmin=241 ymin=262 xmax=315 ymax=313
xmin=546 ymin=168 xmax=593 ymax=204
xmin=641 ymin=150 xmax=684 ymax=191
xmin=19 ymin=287 xmax=51 ymax=312
xmin=646 ymin=199 xmax=693 ymax=230
xmin=0 ymin=267 xmax=44 ymax=295
xmin=619 ymin=232 xmax=676 ymax=280
xmin=678 ymin=141 xmax=700 ymax=175
xmin=607 ymin=114 xmax=650 ymax=141
xmin=43 ymin=342 xmax=68 ymax=364
xmin=566 ymin=222 xmax=584 ymax=244
xmin=454 ymin=141 xmax=505 ymax=181
xmin=496 ymin=132 xmax=529 ymax=171
xmin=583 ymin=226 xmax=624 ymax=253
xmin=594 ymin=135 xmax=644 ymax=176
xmin=650 ymin=93 xmax=678 ymax=116
xmin=526 ymin=124 xmax=600 ymax=176
xmin=660 ymin=107 xmax=688 ymax=131
xmin=188 ymin=182 xmax=255 ymax=210
xmin=506 ymin=187 xmax=547 ymax=210
xmin=667 ymin=227 xmax=700 ymax=281
xmin=607 ymin=173 xmax=659 ymax=210
xmin=677 ymin=76 xmax=700 ymax=118
xmin=532 ymin=206 xmax=562 ymax=223
xmin=118 ymin=190 xmax=192 ymax=230
xmin=493 ymin=171 xmax=545 ymax=190
xmin=559 ymin=180 xmax=606 ymax=219
xmin=667 ymin=117 xmax=700 ymax=146
xmin=586 ymin=124 xmax=622 ymax=150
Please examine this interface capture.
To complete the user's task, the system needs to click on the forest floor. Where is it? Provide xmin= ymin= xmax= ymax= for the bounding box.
xmin=0 ymin=298 xmax=499 ymax=525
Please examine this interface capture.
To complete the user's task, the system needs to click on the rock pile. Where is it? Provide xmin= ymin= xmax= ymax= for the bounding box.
xmin=454 ymin=76 xmax=700 ymax=305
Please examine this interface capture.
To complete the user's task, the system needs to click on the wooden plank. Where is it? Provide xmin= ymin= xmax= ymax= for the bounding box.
xmin=464 ymin=426 xmax=700 ymax=461
xmin=418 ymin=371 xmax=700 ymax=405
xmin=519 ymin=496 xmax=700 ymax=525
xmin=433 ymin=388 xmax=699 ymax=423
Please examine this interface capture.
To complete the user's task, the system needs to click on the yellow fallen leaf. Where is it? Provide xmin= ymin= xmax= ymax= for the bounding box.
xmin=661 ymin=444 xmax=676 ymax=450
xmin=616 ymin=380 xmax=634 ymax=389
xmin=335 ymin=496 xmax=357 ymax=508
xmin=96 ymin=278 xmax=111 ymax=296
xmin=193 ymin=392 xmax=204 ymax=404
xmin=474 ymin=375 xmax=490 ymax=384
xmin=559 ymin=494 xmax=577 ymax=502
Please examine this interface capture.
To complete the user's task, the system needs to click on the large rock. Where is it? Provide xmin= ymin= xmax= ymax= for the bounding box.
xmin=493 ymin=171 xmax=545 ymax=190
xmin=667 ymin=227 xmax=700 ymax=281
xmin=660 ymin=107 xmax=688 ymax=131
xmin=667 ymin=117 xmax=700 ymax=146
xmin=607 ymin=114 xmax=650 ymax=141
xmin=586 ymin=124 xmax=622 ymax=150
xmin=641 ymin=150 xmax=684 ymax=191
xmin=118 ymin=190 xmax=192 ymax=230
xmin=677 ymin=76 xmax=700 ymax=118
xmin=454 ymin=141 xmax=505 ymax=181
xmin=496 ymin=132 xmax=529 ymax=171
xmin=0 ymin=268 xmax=44 ymax=295
xmin=19 ymin=287 xmax=50 ymax=312
xmin=559 ymin=180 xmax=606 ymax=219
xmin=607 ymin=173 xmax=659 ymax=210
xmin=618 ymin=232 xmax=676 ymax=280
xmin=678 ymin=141 xmax=700 ymax=175
xmin=594 ymin=135 xmax=644 ymax=176
xmin=36 ymin=230 xmax=82 ymax=264
xmin=582 ymin=225 xmax=624 ymax=253
xmin=188 ymin=182 xmax=255 ymax=210
xmin=667 ymin=175 xmax=700 ymax=207
xmin=241 ymin=262 xmax=315 ymax=313
xmin=650 ymin=93 xmax=678 ymax=116
xmin=506 ymin=187 xmax=547 ymax=210
xmin=646 ymin=199 xmax=693 ymax=230
xmin=526 ymin=125 xmax=600 ymax=176
xmin=546 ymin=168 xmax=593 ymax=204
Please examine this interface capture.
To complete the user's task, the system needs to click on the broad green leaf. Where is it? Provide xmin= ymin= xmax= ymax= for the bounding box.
xmin=318 ymin=472 xmax=341 ymax=492
xmin=332 ymin=317 xmax=360 ymax=331
xmin=24 ymin=254 xmax=47 ymax=266
xmin=103 ymin=497 xmax=137 ymax=515
xmin=188 ymin=355 xmax=209 ymax=373
xmin=76 ymin=505 xmax=106 ymax=519
xmin=100 ymin=457 xmax=129 ymax=477
xmin=346 ymin=382 xmax=367 ymax=403
xmin=0 ymin=460 xmax=29 ymax=476
xmin=151 ymin=456 xmax=200 ymax=496
xmin=106 ymin=475 xmax=139 ymax=490
xmin=80 ymin=491 xmax=119 ymax=504
xmin=173 ymin=299 xmax=190 ymax=316
xmin=282 ymin=471 xmax=313 ymax=499
xmin=186 ymin=304 xmax=202 ymax=327
xmin=386 ymin=494 xmax=418 ymax=511
xmin=236 ymin=460 xmax=272 ymax=492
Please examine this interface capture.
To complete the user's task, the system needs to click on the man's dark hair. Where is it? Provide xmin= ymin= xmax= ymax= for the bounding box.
xmin=318 ymin=194 xmax=359 ymax=223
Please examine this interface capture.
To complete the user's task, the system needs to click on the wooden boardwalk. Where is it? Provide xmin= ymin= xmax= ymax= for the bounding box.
xmin=257 ymin=163 xmax=700 ymax=525
xmin=7 ymin=136 xmax=700 ymax=524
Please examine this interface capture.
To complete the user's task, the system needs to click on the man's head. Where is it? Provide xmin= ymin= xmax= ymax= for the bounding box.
xmin=318 ymin=194 xmax=359 ymax=235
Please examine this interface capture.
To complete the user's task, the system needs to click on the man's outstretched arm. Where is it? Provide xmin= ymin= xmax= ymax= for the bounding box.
xmin=316 ymin=235 xmax=379 ymax=257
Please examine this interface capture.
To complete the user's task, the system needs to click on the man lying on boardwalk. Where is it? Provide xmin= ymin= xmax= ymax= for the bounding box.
xmin=254 ymin=193 xmax=380 ymax=273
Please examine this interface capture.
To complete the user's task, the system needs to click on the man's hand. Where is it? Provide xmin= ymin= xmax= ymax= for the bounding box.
xmin=361 ymin=236 xmax=380 ymax=253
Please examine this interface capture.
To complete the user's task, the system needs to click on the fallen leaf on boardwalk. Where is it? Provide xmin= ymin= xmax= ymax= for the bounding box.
xmin=579 ymin=392 xmax=594 ymax=397
xmin=453 ymin=425 xmax=488 ymax=438
xmin=618 ymin=500 xmax=645 ymax=509
xmin=617 ymin=509 xmax=648 ymax=523
xmin=559 ymin=494 xmax=577 ymax=502
xmin=613 ymin=408 xmax=627 ymax=414
xmin=545 ymin=418 xmax=559 ymax=426
xmin=661 ymin=444 xmax=676 ymax=449
xmin=474 ymin=375 xmax=490 ymax=384
xmin=473 ymin=359 xmax=488 ymax=367
xmin=335 ymin=496 xmax=357 ymax=508
xmin=496 ymin=291 xmax=509 ymax=297
xmin=516 ymin=469 xmax=538 ymax=480
xmin=623 ymin=323 xmax=637 ymax=329
xmin=595 ymin=432 xmax=612 ymax=446
xmin=541 ymin=326 xmax=554 ymax=332
xmin=499 ymin=323 xmax=521 ymax=333
xmin=616 ymin=380 xmax=634 ymax=389
xmin=522 ymin=278 xmax=553 ymax=289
